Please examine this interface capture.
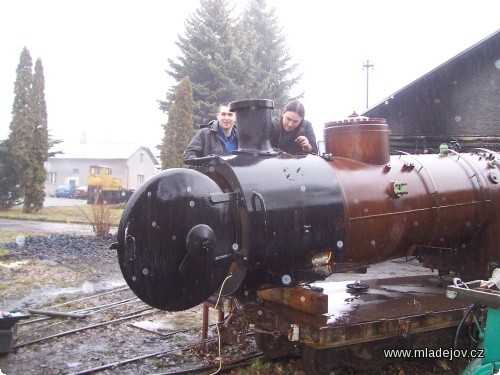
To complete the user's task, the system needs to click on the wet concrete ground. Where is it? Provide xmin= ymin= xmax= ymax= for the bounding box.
xmin=325 ymin=255 xmax=436 ymax=282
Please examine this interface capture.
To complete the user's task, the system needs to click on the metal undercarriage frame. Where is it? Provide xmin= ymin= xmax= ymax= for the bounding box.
xmin=221 ymin=275 xmax=473 ymax=374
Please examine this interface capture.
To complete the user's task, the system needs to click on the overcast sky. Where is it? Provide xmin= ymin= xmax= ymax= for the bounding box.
xmin=0 ymin=0 xmax=498 ymax=153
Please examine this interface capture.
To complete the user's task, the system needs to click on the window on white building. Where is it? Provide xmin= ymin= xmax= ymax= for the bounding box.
xmin=48 ymin=172 xmax=57 ymax=184
xmin=137 ymin=175 xmax=145 ymax=186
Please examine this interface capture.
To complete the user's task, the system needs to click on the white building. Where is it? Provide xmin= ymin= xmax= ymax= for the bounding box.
xmin=45 ymin=142 xmax=159 ymax=196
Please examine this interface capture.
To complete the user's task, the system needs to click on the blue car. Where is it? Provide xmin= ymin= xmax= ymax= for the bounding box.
xmin=54 ymin=185 xmax=77 ymax=198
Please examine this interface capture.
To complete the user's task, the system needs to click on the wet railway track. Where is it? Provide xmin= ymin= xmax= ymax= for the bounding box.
xmin=2 ymin=286 xmax=264 ymax=375
xmin=2 ymin=281 xmax=462 ymax=375
xmin=0 ymin=256 xmax=469 ymax=375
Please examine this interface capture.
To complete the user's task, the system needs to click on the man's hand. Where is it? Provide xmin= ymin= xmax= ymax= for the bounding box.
xmin=295 ymin=136 xmax=312 ymax=152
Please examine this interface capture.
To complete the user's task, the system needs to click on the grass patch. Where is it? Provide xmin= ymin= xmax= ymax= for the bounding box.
xmin=0 ymin=261 xmax=87 ymax=302
xmin=53 ymin=295 xmax=67 ymax=304
xmin=102 ymin=349 xmax=114 ymax=356
xmin=0 ymin=231 xmax=50 ymax=244
xmin=0 ymin=248 xmax=9 ymax=259
xmin=0 ymin=232 xmax=20 ymax=243
xmin=174 ymin=334 xmax=188 ymax=342
xmin=234 ymin=359 xmax=270 ymax=375
xmin=150 ymin=358 xmax=164 ymax=369
xmin=67 ymin=263 xmax=95 ymax=274
xmin=0 ymin=205 xmax=123 ymax=226
xmin=17 ymin=278 xmax=35 ymax=288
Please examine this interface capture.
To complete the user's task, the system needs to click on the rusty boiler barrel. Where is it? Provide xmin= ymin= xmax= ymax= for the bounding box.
xmin=329 ymin=147 xmax=500 ymax=278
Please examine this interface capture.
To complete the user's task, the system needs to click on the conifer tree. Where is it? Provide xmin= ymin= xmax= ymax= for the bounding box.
xmin=240 ymin=0 xmax=302 ymax=111
xmin=160 ymin=0 xmax=301 ymax=128
xmin=0 ymin=139 xmax=21 ymax=210
xmin=8 ymin=47 xmax=49 ymax=213
xmin=30 ymin=58 xmax=49 ymax=210
xmin=161 ymin=0 xmax=258 ymax=125
xmin=160 ymin=77 xmax=195 ymax=169
xmin=9 ymin=47 xmax=35 ymax=212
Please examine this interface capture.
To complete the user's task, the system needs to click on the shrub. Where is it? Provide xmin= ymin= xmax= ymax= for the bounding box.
xmin=78 ymin=204 xmax=118 ymax=237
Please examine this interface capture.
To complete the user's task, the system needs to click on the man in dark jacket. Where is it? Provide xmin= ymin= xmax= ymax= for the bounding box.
xmin=183 ymin=103 xmax=238 ymax=160
xmin=270 ymin=100 xmax=318 ymax=155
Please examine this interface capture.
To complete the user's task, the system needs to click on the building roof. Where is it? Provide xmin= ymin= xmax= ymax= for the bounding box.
xmin=361 ymin=29 xmax=499 ymax=152
xmin=50 ymin=142 xmax=159 ymax=164
xmin=364 ymin=29 xmax=499 ymax=113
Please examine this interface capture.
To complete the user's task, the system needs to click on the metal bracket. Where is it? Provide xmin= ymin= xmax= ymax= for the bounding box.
xmin=210 ymin=191 xmax=239 ymax=203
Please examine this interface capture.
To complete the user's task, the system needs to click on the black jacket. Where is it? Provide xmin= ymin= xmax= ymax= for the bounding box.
xmin=270 ymin=117 xmax=318 ymax=155
xmin=183 ymin=121 xmax=238 ymax=160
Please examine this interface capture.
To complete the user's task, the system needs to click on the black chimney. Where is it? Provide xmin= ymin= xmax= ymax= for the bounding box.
xmin=229 ymin=99 xmax=275 ymax=154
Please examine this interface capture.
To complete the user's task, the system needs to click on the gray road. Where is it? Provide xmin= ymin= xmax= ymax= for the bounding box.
xmin=0 ymin=218 xmax=98 ymax=235
xmin=43 ymin=197 xmax=88 ymax=207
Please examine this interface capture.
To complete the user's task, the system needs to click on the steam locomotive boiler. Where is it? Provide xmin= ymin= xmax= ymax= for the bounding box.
xmin=115 ymin=99 xmax=499 ymax=313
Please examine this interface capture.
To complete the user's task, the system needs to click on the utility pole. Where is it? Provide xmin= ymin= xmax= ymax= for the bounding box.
xmin=363 ymin=60 xmax=374 ymax=109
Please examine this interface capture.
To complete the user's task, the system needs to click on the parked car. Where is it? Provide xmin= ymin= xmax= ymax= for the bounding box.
xmin=53 ymin=185 xmax=77 ymax=198
xmin=70 ymin=186 xmax=88 ymax=199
